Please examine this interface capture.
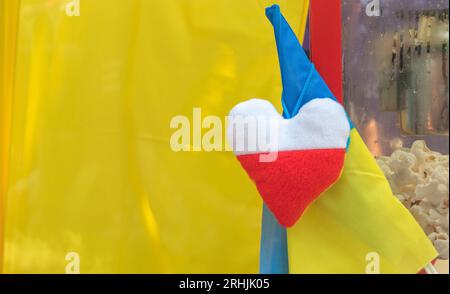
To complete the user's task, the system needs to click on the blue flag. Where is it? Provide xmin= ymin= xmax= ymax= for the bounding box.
xmin=260 ymin=4 xmax=340 ymax=274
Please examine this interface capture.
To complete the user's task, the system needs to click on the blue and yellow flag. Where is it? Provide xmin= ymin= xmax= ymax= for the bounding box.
xmin=263 ymin=4 xmax=437 ymax=274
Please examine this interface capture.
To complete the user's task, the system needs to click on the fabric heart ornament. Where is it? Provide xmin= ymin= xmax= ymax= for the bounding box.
xmin=227 ymin=97 xmax=350 ymax=227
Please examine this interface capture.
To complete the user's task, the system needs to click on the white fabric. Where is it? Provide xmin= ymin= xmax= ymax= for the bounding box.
xmin=227 ymin=98 xmax=350 ymax=155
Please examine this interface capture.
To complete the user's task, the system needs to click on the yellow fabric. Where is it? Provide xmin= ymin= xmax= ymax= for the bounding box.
xmin=0 ymin=0 xmax=309 ymax=273
xmin=0 ymin=0 xmax=21 ymax=274
xmin=288 ymin=129 xmax=438 ymax=274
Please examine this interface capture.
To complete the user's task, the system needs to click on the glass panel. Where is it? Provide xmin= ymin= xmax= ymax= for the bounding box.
xmin=342 ymin=0 xmax=449 ymax=155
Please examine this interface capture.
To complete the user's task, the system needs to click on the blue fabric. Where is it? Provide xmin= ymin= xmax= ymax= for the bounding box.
xmin=260 ymin=4 xmax=349 ymax=274
xmin=265 ymin=5 xmax=336 ymax=116
xmin=260 ymin=205 xmax=288 ymax=274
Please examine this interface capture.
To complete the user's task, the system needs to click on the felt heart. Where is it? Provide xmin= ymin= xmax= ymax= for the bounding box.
xmin=227 ymin=98 xmax=350 ymax=227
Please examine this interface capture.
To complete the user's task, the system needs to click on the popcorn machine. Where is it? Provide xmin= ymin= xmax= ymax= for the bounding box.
xmin=339 ymin=0 xmax=449 ymax=264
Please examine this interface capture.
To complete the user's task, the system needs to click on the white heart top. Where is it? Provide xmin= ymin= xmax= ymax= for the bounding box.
xmin=227 ymin=98 xmax=350 ymax=155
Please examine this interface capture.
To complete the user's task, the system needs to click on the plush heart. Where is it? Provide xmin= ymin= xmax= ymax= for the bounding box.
xmin=227 ymin=98 xmax=350 ymax=227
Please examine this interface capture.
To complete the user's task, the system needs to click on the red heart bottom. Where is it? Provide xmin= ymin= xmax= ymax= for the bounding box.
xmin=237 ymin=149 xmax=346 ymax=227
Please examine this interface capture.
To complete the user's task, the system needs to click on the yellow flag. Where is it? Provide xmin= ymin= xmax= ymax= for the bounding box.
xmin=0 ymin=0 xmax=309 ymax=273
xmin=288 ymin=129 xmax=437 ymax=273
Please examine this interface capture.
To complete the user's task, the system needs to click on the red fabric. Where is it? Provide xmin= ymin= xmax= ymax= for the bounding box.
xmin=309 ymin=0 xmax=343 ymax=103
xmin=237 ymin=149 xmax=346 ymax=227
xmin=417 ymin=259 xmax=438 ymax=274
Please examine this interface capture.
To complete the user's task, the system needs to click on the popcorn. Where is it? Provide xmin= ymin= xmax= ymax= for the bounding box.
xmin=376 ymin=140 xmax=449 ymax=259
xmin=429 ymin=232 xmax=449 ymax=260
xmin=432 ymin=165 xmax=449 ymax=187
xmin=415 ymin=180 xmax=447 ymax=207
xmin=411 ymin=140 xmax=431 ymax=164
xmin=387 ymin=150 xmax=418 ymax=193
xmin=395 ymin=194 xmax=406 ymax=203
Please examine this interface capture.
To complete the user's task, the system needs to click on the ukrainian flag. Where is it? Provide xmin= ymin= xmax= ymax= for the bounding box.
xmin=263 ymin=4 xmax=437 ymax=274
